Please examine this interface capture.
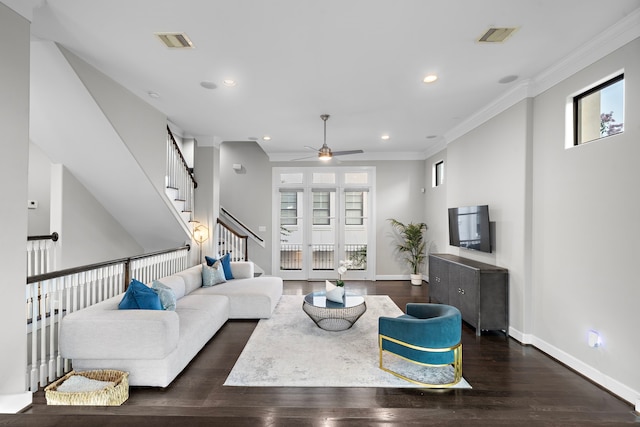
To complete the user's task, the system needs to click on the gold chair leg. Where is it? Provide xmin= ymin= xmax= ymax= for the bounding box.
xmin=378 ymin=334 xmax=462 ymax=388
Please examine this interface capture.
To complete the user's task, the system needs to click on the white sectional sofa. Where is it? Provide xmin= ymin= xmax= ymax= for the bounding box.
xmin=59 ymin=262 xmax=282 ymax=387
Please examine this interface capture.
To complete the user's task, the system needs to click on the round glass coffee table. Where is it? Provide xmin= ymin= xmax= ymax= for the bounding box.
xmin=302 ymin=291 xmax=367 ymax=331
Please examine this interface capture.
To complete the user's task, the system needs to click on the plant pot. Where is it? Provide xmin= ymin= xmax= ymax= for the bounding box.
xmin=410 ymin=274 xmax=423 ymax=286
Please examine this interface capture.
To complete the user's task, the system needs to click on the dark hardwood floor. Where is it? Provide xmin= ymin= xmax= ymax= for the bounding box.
xmin=3 ymin=280 xmax=637 ymax=426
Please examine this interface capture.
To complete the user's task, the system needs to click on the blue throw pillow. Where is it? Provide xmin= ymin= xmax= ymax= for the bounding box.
xmin=118 ymin=279 xmax=163 ymax=310
xmin=152 ymin=280 xmax=177 ymax=311
xmin=205 ymin=253 xmax=234 ymax=280
xmin=202 ymin=261 xmax=227 ymax=287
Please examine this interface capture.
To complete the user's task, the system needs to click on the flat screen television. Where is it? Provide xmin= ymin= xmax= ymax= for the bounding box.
xmin=448 ymin=205 xmax=492 ymax=253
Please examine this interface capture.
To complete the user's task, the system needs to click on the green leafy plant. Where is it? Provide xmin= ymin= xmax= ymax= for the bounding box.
xmin=388 ymin=219 xmax=428 ymax=275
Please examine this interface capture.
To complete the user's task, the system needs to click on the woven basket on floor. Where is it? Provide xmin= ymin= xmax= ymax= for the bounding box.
xmin=45 ymin=369 xmax=129 ymax=406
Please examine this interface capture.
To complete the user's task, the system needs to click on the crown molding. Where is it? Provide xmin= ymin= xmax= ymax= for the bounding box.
xmin=533 ymin=7 xmax=640 ymax=95
xmin=422 ymin=138 xmax=447 ymax=160
xmin=443 ymin=79 xmax=535 ymax=145
xmin=443 ymin=7 xmax=640 ymax=146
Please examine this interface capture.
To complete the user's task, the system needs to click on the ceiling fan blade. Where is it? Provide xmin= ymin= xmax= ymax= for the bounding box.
xmin=290 ymin=154 xmax=318 ymax=161
xmin=304 ymin=145 xmax=320 ymax=152
xmin=332 ymin=149 xmax=364 ymax=156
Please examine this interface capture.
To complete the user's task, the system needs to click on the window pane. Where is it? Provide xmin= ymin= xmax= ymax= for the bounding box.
xmin=435 ymin=161 xmax=444 ymax=186
xmin=280 ymin=191 xmax=297 ymax=226
xmin=344 ymin=192 xmax=363 ymax=225
xmin=313 ymin=192 xmax=330 ymax=225
xmin=312 ymin=172 xmax=335 ymax=184
xmin=344 ymin=172 xmax=368 ymax=184
xmin=575 ymin=75 xmax=624 ymax=145
xmin=280 ymin=173 xmax=303 ymax=184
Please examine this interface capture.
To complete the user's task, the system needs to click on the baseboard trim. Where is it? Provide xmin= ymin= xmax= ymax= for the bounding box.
xmin=375 ymin=275 xmax=410 ymax=281
xmin=508 ymin=327 xmax=639 ymax=405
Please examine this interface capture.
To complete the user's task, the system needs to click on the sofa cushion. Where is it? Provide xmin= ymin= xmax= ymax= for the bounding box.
xmin=175 ymin=264 xmax=203 ymax=295
xmin=191 ymin=276 xmax=283 ymax=319
xmin=205 ymin=253 xmax=234 ymax=280
xmin=154 ymin=274 xmax=186 ymax=300
xmin=118 ymin=279 xmax=162 ymax=310
xmin=202 ymin=261 xmax=227 ymax=287
xmin=152 ymin=280 xmax=177 ymax=311
xmin=230 ymin=261 xmax=254 ymax=279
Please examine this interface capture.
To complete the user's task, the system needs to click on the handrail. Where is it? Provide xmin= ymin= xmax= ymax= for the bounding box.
xmin=28 ymin=232 xmax=59 ymax=242
xmin=217 ymin=218 xmax=248 ymax=240
xmin=27 ymin=244 xmax=190 ymax=284
xmin=167 ymin=126 xmax=197 ymax=189
xmin=220 ymin=206 xmax=264 ymax=244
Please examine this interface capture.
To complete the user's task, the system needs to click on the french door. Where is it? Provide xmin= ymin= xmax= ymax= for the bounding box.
xmin=274 ymin=167 xmax=375 ymax=281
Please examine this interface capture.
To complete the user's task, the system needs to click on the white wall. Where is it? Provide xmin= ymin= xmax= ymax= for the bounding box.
xmin=424 ymin=149 xmax=448 ymax=258
xmin=27 ymin=142 xmax=52 ymax=235
xmin=59 ymin=46 xmax=168 ymax=193
xmin=370 ymin=161 xmax=426 ymax=277
xmin=50 ymin=164 xmax=143 ymax=269
xmin=444 ymin=99 xmax=532 ymax=335
xmin=0 ymin=2 xmax=32 ymax=412
xmin=531 ymin=38 xmax=639 ymax=402
xmin=220 ymin=141 xmax=273 ymax=273
xmin=193 ymin=145 xmax=220 ymax=265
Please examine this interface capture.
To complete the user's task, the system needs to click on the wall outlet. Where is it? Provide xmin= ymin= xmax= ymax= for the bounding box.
xmin=27 ymin=200 xmax=38 ymax=209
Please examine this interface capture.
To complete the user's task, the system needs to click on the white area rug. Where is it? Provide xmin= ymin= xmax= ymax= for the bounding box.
xmin=224 ymin=295 xmax=471 ymax=388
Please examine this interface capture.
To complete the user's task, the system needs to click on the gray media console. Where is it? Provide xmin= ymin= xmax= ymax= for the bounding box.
xmin=428 ymin=253 xmax=509 ymax=336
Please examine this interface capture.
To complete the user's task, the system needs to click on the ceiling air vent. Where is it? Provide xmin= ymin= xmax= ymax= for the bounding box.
xmin=155 ymin=32 xmax=194 ymax=49
xmin=477 ymin=27 xmax=518 ymax=43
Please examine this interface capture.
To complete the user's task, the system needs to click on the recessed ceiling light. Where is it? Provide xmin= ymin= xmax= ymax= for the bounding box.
xmin=423 ymin=74 xmax=438 ymax=84
xmin=381 ymin=135 xmax=390 ymax=140
xmin=223 ymin=79 xmax=237 ymax=87
xmin=147 ymin=91 xmax=160 ymax=99
xmin=200 ymin=81 xmax=217 ymax=90
xmin=498 ymin=75 xmax=518 ymax=84
xmin=262 ymin=136 xmax=271 ymax=141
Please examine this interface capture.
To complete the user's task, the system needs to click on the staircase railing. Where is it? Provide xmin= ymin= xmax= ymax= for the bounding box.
xmin=216 ymin=218 xmax=248 ymax=262
xmin=166 ymin=126 xmax=197 ymax=222
xmin=25 ymin=244 xmax=190 ymax=392
xmin=27 ymin=232 xmax=59 ymax=276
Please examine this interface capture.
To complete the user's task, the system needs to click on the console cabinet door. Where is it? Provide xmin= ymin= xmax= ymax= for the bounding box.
xmin=448 ymin=266 xmax=478 ymax=329
xmin=428 ymin=256 xmax=449 ymax=304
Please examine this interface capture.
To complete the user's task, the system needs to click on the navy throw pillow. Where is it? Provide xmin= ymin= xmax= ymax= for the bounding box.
xmin=205 ymin=253 xmax=234 ymax=280
xmin=118 ymin=278 xmax=163 ymax=310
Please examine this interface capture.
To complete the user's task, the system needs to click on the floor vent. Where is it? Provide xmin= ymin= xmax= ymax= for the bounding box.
xmin=477 ymin=27 xmax=518 ymax=43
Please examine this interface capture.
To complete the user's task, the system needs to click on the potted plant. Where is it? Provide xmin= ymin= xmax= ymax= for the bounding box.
xmin=388 ymin=219 xmax=428 ymax=285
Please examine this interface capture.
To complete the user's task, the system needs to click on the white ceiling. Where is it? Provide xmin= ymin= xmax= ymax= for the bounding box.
xmin=16 ymin=0 xmax=640 ymax=160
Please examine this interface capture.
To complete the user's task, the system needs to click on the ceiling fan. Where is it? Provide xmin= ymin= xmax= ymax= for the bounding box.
xmin=295 ymin=114 xmax=364 ymax=161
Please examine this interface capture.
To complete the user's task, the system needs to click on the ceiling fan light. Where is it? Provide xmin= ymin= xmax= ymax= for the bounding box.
xmin=318 ymin=152 xmax=332 ymax=160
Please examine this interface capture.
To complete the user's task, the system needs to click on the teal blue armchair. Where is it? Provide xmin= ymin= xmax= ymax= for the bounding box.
xmin=379 ymin=303 xmax=462 ymax=387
